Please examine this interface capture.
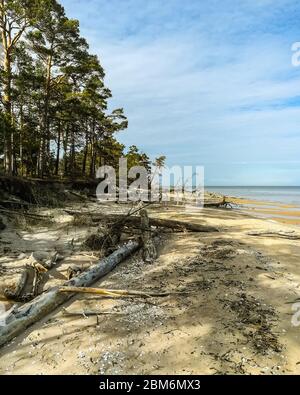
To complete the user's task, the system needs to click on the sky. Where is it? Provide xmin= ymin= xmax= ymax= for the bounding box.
xmin=60 ymin=0 xmax=300 ymax=186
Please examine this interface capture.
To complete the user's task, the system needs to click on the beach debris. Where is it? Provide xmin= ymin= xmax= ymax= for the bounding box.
xmin=84 ymin=208 xmax=153 ymax=255
xmin=30 ymin=251 xmax=64 ymax=270
xmin=85 ymin=223 xmax=122 ymax=252
xmin=225 ymin=293 xmax=282 ymax=355
xmin=200 ymin=240 xmax=238 ymax=260
xmin=0 ymin=240 xmax=140 ymax=348
xmin=98 ymin=351 xmax=127 ymax=375
xmin=4 ymin=252 xmax=66 ymax=302
xmin=4 ymin=261 xmax=46 ymax=302
xmin=67 ymin=211 xmax=219 ymax=233
xmin=204 ymin=196 xmax=233 ymax=209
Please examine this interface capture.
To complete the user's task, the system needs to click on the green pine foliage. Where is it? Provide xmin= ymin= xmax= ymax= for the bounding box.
xmin=0 ymin=0 xmax=151 ymax=178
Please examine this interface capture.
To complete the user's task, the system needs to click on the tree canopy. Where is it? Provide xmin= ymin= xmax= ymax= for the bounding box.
xmin=0 ymin=0 xmax=151 ymax=179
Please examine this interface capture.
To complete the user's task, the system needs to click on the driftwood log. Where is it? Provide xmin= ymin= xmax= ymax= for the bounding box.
xmin=204 ymin=197 xmax=232 ymax=208
xmin=5 ymin=253 xmax=62 ymax=303
xmin=67 ymin=211 xmax=218 ymax=233
xmin=0 ymin=240 xmax=140 ymax=348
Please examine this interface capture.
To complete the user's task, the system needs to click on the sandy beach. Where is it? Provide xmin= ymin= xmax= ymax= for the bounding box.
xmin=0 ymin=194 xmax=300 ymax=375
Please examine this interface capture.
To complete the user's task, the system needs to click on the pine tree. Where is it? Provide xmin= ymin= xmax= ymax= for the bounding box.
xmin=0 ymin=0 xmax=41 ymax=174
xmin=0 ymin=0 xmax=158 ymax=181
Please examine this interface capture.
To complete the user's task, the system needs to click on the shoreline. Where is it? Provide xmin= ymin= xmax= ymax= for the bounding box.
xmin=235 ymin=199 xmax=300 ymax=227
xmin=208 ymin=193 xmax=300 ymax=227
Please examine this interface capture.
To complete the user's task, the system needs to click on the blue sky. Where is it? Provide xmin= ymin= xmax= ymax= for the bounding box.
xmin=61 ymin=0 xmax=300 ymax=186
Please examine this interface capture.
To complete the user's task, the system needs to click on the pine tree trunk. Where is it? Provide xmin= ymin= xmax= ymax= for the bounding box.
xmin=82 ymin=130 xmax=89 ymax=176
xmin=63 ymin=127 xmax=69 ymax=177
xmin=55 ymin=120 xmax=61 ymax=176
xmin=1 ymin=26 xmax=13 ymax=175
xmin=70 ymin=126 xmax=76 ymax=177
xmin=41 ymin=54 xmax=53 ymax=177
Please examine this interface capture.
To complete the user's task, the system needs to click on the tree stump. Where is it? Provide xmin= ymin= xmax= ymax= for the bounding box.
xmin=140 ymin=209 xmax=157 ymax=263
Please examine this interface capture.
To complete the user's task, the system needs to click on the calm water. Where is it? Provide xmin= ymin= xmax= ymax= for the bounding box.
xmin=206 ymin=186 xmax=300 ymax=206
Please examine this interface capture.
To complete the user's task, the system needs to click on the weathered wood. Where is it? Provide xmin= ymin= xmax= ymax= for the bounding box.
xmin=144 ymin=217 xmax=218 ymax=232
xmin=32 ymin=267 xmax=42 ymax=297
xmin=4 ymin=268 xmax=29 ymax=301
xmin=67 ymin=211 xmax=218 ymax=233
xmin=140 ymin=209 xmax=157 ymax=263
xmin=0 ymin=240 xmax=140 ymax=348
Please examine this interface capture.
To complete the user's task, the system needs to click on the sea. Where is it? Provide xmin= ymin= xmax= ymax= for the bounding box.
xmin=205 ymin=186 xmax=300 ymax=207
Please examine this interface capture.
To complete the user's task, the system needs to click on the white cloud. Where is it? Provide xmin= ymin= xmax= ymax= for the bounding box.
xmin=61 ymin=0 xmax=300 ymax=184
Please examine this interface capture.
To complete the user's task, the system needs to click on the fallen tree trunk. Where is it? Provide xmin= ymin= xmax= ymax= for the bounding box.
xmin=67 ymin=211 xmax=218 ymax=233
xmin=143 ymin=217 xmax=218 ymax=232
xmin=0 ymin=240 xmax=140 ymax=348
